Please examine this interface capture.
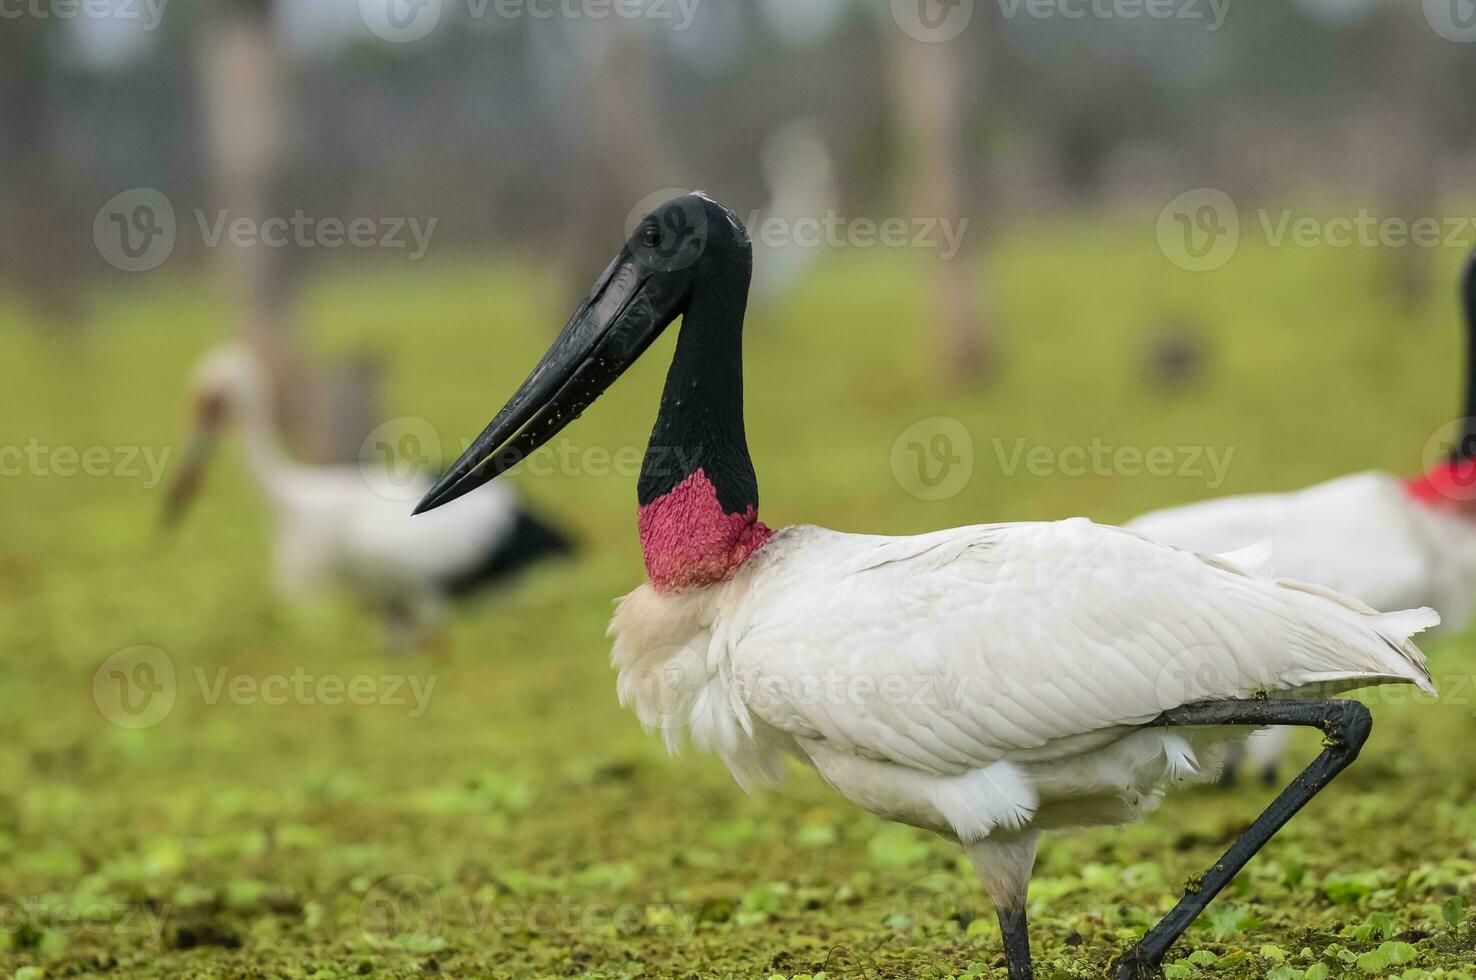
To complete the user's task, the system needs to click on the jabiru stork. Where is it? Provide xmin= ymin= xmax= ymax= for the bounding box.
xmin=414 ymin=195 xmax=1436 ymax=979
xmin=1127 ymin=251 xmax=1476 ymax=785
xmin=164 ymin=344 xmax=573 ymax=650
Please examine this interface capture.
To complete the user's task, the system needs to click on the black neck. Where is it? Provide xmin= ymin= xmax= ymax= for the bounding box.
xmin=637 ymin=257 xmax=757 ymax=514
xmin=1459 ymin=252 xmax=1476 ymax=461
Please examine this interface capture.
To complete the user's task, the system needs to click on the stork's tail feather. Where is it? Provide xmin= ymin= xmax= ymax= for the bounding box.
xmin=1274 ymin=578 xmax=1439 ymax=697
xmin=1368 ymin=606 xmax=1439 ymax=696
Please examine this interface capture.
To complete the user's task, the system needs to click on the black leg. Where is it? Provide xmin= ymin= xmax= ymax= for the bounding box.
xmin=997 ymin=903 xmax=1032 ymax=980
xmin=1113 ymin=699 xmax=1373 ymax=980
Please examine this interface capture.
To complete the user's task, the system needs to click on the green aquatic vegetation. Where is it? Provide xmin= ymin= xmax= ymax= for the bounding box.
xmin=4 ymin=238 xmax=1476 ymax=976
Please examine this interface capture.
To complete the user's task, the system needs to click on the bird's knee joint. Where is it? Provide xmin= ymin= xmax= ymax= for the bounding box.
xmin=1319 ymin=700 xmax=1372 ymax=751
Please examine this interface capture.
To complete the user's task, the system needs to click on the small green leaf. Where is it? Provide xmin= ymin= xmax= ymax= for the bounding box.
xmin=1356 ymin=948 xmax=1389 ymax=973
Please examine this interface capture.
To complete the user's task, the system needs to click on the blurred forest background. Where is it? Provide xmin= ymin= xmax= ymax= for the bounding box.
xmin=8 ymin=0 xmax=1476 ymax=455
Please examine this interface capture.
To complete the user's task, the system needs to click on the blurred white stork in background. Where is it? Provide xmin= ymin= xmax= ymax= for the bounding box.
xmin=164 ymin=344 xmax=573 ymax=650
xmin=413 ymin=195 xmax=1437 ymax=980
xmin=1128 ymin=251 xmax=1476 ymax=784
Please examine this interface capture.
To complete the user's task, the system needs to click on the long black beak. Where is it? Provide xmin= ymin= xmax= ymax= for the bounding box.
xmin=160 ymin=422 xmax=219 ymax=527
xmin=414 ymin=247 xmax=687 ymax=515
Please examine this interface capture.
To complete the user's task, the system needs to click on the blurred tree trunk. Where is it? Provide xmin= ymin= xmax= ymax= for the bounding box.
xmin=559 ymin=30 xmax=669 ymax=302
xmin=1367 ymin=6 xmax=1440 ymax=312
xmin=0 ymin=21 xmax=81 ymax=324
xmin=884 ymin=31 xmax=989 ymax=383
xmin=197 ymin=0 xmax=377 ymax=461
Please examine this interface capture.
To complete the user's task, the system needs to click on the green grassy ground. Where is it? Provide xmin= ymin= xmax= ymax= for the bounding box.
xmin=4 ymin=226 xmax=1476 ymax=979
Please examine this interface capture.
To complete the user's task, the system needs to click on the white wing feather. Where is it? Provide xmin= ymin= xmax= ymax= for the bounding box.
xmin=706 ymin=519 xmax=1435 ymax=777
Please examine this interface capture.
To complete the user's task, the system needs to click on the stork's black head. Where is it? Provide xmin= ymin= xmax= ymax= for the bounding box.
xmin=415 ymin=193 xmax=751 ymax=514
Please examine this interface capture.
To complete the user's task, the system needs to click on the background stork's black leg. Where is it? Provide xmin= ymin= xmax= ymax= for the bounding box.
xmin=1113 ymin=699 xmax=1373 ymax=980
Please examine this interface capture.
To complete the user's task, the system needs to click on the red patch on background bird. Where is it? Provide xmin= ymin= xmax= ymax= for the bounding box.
xmin=1404 ymin=459 xmax=1476 ymax=509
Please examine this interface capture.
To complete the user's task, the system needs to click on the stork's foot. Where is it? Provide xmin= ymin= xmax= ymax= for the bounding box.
xmin=1112 ymin=946 xmax=1163 ymax=980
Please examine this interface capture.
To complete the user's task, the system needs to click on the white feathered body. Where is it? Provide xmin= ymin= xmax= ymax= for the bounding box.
xmin=258 ymin=464 xmax=520 ymax=605
xmin=610 ymin=518 xmax=1435 ymax=845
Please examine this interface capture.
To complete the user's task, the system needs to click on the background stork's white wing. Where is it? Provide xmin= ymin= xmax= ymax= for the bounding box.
xmin=1126 ymin=472 xmax=1436 ymax=614
xmin=344 ymin=474 xmax=521 ymax=582
xmin=719 ymin=519 xmax=1435 ymax=777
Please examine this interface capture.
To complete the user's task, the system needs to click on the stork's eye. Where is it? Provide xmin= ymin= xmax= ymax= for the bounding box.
xmin=640 ymin=223 xmax=660 ymax=248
